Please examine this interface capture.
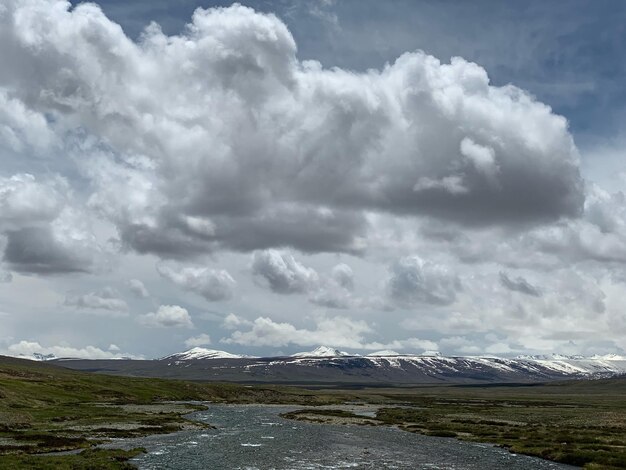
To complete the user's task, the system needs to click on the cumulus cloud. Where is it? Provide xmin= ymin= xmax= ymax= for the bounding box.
xmin=127 ymin=279 xmax=149 ymax=298
xmin=386 ymin=256 xmax=461 ymax=306
xmin=223 ymin=315 xmax=373 ymax=348
xmin=4 ymin=340 xmax=138 ymax=359
xmin=0 ymin=1 xmax=584 ymax=260
xmin=499 ymin=271 xmax=541 ymax=297
xmin=0 ymin=174 xmax=105 ymax=274
xmin=0 ymin=90 xmax=58 ymax=156
xmin=331 ymin=263 xmax=354 ymax=290
xmin=0 ymin=174 xmax=63 ymax=231
xmin=140 ymin=305 xmax=194 ymax=328
xmin=64 ymin=287 xmax=128 ymax=313
xmin=222 ymin=312 xmax=252 ymax=330
xmin=223 ymin=314 xmax=438 ymax=352
xmin=252 ymin=251 xmax=358 ymax=308
xmin=251 ymin=249 xmax=319 ymax=294
xmin=157 ymin=264 xmax=235 ymax=301
xmin=184 ymin=333 xmax=212 ymax=347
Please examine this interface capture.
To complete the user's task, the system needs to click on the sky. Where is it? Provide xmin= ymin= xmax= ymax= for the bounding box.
xmin=1 ymin=0 xmax=626 ymax=359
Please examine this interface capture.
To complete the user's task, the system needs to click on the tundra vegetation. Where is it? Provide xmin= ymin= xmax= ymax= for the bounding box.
xmin=0 ymin=355 xmax=624 ymax=469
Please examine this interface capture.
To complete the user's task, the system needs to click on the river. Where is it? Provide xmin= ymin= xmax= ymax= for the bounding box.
xmin=123 ymin=404 xmax=575 ymax=469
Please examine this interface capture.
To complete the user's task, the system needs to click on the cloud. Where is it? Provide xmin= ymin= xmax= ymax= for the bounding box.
xmin=223 ymin=315 xmax=373 ymax=349
xmin=4 ymin=340 xmax=139 ymax=359
xmin=0 ymin=174 xmax=63 ymax=231
xmin=140 ymin=304 xmax=194 ymax=328
xmin=0 ymin=174 xmax=105 ymax=274
xmin=252 ymin=249 xmax=319 ymax=294
xmin=252 ymin=251 xmax=358 ymax=308
xmin=127 ymin=279 xmax=149 ymax=298
xmin=309 ymin=263 xmax=356 ymax=308
xmin=222 ymin=312 xmax=252 ymax=330
xmin=331 ymin=263 xmax=354 ymax=290
xmin=157 ymin=264 xmax=235 ymax=301
xmin=0 ymin=1 xmax=584 ymax=260
xmin=184 ymin=333 xmax=212 ymax=347
xmin=0 ymin=270 xmax=12 ymax=283
xmin=64 ymin=287 xmax=128 ymax=313
xmin=223 ymin=314 xmax=438 ymax=352
xmin=499 ymin=271 xmax=541 ymax=297
xmin=386 ymin=256 xmax=461 ymax=306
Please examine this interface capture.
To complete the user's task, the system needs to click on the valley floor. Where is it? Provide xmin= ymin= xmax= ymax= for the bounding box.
xmin=0 ymin=355 xmax=624 ymax=469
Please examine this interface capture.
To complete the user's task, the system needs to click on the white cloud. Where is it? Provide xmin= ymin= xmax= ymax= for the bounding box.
xmin=252 ymin=250 xmax=319 ymax=294
xmin=0 ymin=174 xmax=63 ymax=231
xmin=222 ymin=313 xmax=252 ymax=330
xmin=223 ymin=314 xmax=439 ymax=352
xmin=386 ymin=256 xmax=461 ymax=306
xmin=184 ymin=333 xmax=212 ymax=347
xmin=157 ymin=264 xmax=235 ymax=301
xmin=0 ymin=1 xmax=583 ymax=259
xmin=4 ymin=340 xmax=139 ymax=359
xmin=1 ymin=1 xmax=624 ymax=359
xmin=0 ymin=174 xmax=107 ymax=274
xmin=223 ymin=316 xmax=373 ymax=349
xmin=140 ymin=304 xmax=194 ymax=328
xmin=331 ymin=263 xmax=354 ymax=291
xmin=127 ymin=279 xmax=149 ymax=298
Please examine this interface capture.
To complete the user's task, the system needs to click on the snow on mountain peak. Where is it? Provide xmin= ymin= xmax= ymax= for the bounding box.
xmin=161 ymin=347 xmax=248 ymax=360
xmin=291 ymin=346 xmax=352 ymax=357
xmin=32 ymin=352 xmax=56 ymax=361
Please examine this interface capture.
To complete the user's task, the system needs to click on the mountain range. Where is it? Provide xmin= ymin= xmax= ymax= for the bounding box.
xmin=33 ymin=346 xmax=626 ymax=385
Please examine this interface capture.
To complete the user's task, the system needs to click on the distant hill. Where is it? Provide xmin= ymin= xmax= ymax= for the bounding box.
xmin=48 ymin=346 xmax=626 ymax=385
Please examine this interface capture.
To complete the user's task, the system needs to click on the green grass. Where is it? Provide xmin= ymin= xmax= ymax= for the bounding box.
xmin=0 ymin=448 xmax=146 ymax=469
xmin=2 ymin=355 xmax=625 ymax=469
xmin=0 ymin=355 xmax=341 ymax=468
xmin=286 ymin=378 xmax=626 ymax=469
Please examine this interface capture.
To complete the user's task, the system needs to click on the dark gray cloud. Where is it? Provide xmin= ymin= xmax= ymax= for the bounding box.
xmin=499 ymin=272 xmax=541 ymax=297
xmin=4 ymin=227 xmax=91 ymax=274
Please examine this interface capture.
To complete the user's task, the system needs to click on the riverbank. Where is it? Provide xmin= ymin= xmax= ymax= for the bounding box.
xmin=0 ymin=356 xmax=341 ymax=468
xmin=281 ymin=378 xmax=626 ymax=469
xmin=1 ymin=355 xmax=624 ymax=469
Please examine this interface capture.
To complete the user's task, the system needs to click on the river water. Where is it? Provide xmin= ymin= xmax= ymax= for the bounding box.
xmin=127 ymin=404 xmax=575 ymax=469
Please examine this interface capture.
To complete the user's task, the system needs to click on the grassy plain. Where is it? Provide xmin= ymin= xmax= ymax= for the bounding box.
xmin=1 ymin=355 xmax=625 ymax=469
xmin=284 ymin=379 xmax=626 ymax=469
xmin=0 ymin=355 xmax=340 ymax=469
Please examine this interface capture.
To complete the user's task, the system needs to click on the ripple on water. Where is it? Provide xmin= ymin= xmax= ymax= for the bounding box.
xmin=126 ymin=405 xmax=576 ymax=470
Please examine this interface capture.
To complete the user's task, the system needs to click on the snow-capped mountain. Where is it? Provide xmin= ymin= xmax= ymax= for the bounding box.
xmin=52 ymin=347 xmax=626 ymax=385
xmin=31 ymin=352 xmax=56 ymax=361
xmin=291 ymin=346 xmax=353 ymax=357
xmin=161 ymin=347 xmax=252 ymax=361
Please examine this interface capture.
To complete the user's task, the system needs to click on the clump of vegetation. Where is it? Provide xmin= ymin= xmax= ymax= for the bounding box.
xmin=0 ymin=447 xmax=146 ymax=469
xmin=282 ymin=378 xmax=626 ymax=469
